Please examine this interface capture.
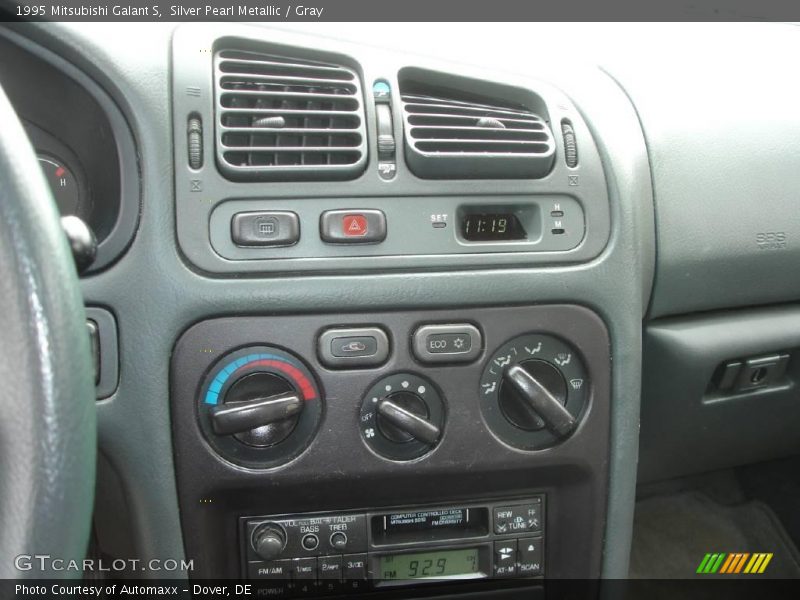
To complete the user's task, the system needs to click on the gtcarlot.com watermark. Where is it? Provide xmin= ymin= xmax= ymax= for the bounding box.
xmin=15 ymin=555 xmax=194 ymax=573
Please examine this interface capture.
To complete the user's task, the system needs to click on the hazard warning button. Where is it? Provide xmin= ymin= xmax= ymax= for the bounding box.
xmin=320 ymin=209 xmax=387 ymax=244
xmin=343 ymin=214 xmax=368 ymax=237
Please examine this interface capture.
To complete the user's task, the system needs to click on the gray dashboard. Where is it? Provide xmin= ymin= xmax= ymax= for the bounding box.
xmin=5 ymin=20 xmax=799 ymax=587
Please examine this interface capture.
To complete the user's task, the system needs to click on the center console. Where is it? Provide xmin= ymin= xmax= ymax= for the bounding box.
xmin=167 ymin=23 xmax=621 ymax=596
xmin=170 ymin=305 xmax=610 ymax=594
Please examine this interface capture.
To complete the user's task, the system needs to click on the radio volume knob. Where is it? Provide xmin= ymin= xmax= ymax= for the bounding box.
xmin=251 ymin=523 xmax=287 ymax=561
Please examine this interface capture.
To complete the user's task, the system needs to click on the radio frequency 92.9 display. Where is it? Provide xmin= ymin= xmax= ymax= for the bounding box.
xmin=379 ymin=548 xmax=482 ymax=580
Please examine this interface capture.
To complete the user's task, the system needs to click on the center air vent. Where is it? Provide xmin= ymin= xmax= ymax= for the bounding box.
xmin=401 ymin=92 xmax=555 ymax=179
xmin=214 ymin=50 xmax=367 ymax=181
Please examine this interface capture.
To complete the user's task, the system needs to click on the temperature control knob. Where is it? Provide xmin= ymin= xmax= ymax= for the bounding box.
xmin=360 ymin=373 xmax=445 ymax=461
xmin=251 ymin=522 xmax=286 ymax=561
xmin=212 ymin=372 xmax=302 ymax=447
xmin=198 ymin=346 xmax=322 ymax=469
xmin=480 ymin=334 xmax=588 ymax=450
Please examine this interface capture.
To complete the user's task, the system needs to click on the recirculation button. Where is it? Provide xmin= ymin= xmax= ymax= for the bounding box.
xmin=318 ymin=327 xmax=390 ymax=368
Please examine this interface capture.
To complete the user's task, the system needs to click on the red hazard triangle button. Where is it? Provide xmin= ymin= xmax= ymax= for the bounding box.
xmin=342 ymin=214 xmax=368 ymax=237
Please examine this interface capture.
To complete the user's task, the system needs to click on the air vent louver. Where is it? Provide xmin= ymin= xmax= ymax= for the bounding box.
xmin=401 ymin=93 xmax=555 ymax=179
xmin=215 ymin=50 xmax=367 ymax=181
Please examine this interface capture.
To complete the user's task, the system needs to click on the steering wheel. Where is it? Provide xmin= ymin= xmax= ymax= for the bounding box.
xmin=0 ymin=84 xmax=96 ymax=576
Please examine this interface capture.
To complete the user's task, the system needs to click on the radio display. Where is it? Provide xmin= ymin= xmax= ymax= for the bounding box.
xmin=378 ymin=548 xmax=482 ymax=580
xmin=386 ymin=508 xmax=468 ymax=533
xmin=461 ymin=212 xmax=526 ymax=241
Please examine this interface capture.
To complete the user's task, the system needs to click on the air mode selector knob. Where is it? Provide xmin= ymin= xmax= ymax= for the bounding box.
xmin=479 ymin=333 xmax=589 ymax=451
xmin=500 ymin=361 xmax=575 ymax=437
xmin=251 ymin=522 xmax=286 ymax=561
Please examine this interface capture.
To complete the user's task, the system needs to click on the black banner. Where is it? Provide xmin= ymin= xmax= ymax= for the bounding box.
xmin=2 ymin=0 xmax=800 ymax=22
xmin=5 ymin=579 xmax=800 ymax=600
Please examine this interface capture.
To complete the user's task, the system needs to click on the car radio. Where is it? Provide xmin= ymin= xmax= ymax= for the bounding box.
xmin=240 ymin=497 xmax=545 ymax=596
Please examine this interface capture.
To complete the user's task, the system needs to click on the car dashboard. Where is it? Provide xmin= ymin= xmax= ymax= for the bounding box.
xmin=1 ymin=20 xmax=800 ymax=596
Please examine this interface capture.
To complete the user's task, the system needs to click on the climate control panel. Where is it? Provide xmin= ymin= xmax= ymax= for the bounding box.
xmin=170 ymin=305 xmax=610 ymax=581
xmin=189 ymin=323 xmax=589 ymax=468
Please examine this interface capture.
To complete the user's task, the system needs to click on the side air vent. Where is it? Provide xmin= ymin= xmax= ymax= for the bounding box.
xmin=214 ymin=49 xmax=367 ymax=181
xmin=401 ymin=92 xmax=556 ymax=179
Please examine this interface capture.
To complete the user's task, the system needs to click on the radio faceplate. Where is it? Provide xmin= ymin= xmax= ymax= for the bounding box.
xmin=241 ymin=497 xmax=544 ymax=596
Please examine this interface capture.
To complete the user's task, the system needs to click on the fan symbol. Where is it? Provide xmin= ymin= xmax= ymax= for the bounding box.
xmin=365 ymin=428 xmax=375 ymax=438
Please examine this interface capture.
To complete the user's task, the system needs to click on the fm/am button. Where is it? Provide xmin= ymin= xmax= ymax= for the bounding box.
xmin=413 ymin=324 xmax=482 ymax=364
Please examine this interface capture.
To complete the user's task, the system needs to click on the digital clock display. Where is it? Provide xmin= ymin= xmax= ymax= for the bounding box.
xmin=379 ymin=548 xmax=482 ymax=580
xmin=461 ymin=213 xmax=526 ymax=241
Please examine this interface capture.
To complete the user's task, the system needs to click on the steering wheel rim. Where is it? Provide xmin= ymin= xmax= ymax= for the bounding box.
xmin=0 ymin=82 xmax=96 ymax=577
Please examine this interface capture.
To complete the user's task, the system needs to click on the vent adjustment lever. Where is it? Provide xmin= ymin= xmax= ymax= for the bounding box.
xmin=373 ymin=80 xmax=397 ymax=180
